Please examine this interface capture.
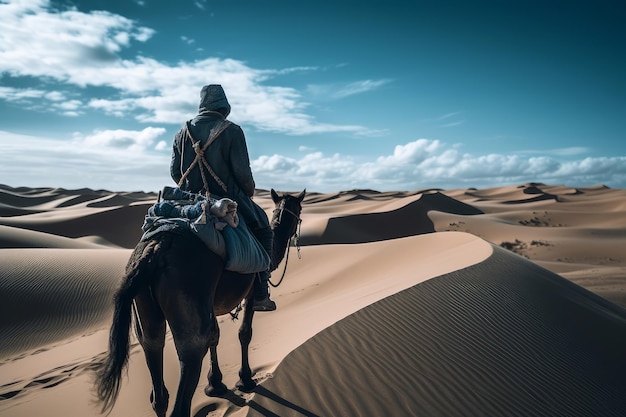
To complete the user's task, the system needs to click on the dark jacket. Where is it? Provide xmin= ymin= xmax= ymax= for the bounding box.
xmin=170 ymin=112 xmax=268 ymax=230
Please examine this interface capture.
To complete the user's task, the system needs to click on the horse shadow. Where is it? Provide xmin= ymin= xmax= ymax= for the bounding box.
xmin=193 ymin=386 xmax=321 ymax=417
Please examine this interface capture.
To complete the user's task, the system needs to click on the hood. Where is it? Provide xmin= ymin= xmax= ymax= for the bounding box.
xmin=199 ymin=84 xmax=231 ymax=116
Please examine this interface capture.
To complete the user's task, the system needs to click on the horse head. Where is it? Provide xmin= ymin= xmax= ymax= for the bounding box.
xmin=270 ymin=188 xmax=305 ymax=238
xmin=269 ymin=189 xmax=305 ymax=271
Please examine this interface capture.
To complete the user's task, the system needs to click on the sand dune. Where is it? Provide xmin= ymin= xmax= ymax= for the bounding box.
xmin=249 ymin=247 xmax=626 ymax=417
xmin=300 ymin=191 xmax=483 ymax=245
xmin=0 ymin=249 xmax=130 ymax=358
xmin=0 ymin=224 xmax=112 ymax=249
xmin=0 ymin=183 xmax=625 ymax=417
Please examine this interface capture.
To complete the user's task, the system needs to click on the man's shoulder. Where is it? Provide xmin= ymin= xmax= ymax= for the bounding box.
xmin=173 ymin=123 xmax=188 ymax=140
xmin=223 ymin=120 xmax=243 ymax=134
xmin=224 ymin=119 xmax=241 ymax=129
xmin=191 ymin=116 xmax=240 ymax=129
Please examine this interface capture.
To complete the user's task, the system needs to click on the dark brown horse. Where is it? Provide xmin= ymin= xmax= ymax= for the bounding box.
xmin=95 ymin=189 xmax=305 ymax=417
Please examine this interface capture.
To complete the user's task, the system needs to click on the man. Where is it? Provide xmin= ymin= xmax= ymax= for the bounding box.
xmin=170 ymin=84 xmax=276 ymax=311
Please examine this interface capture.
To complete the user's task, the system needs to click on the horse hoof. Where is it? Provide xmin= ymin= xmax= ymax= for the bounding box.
xmin=149 ymin=389 xmax=169 ymax=417
xmin=205 ymin=383 xmax=228 ymax=397
xmin=236 ymin=379 xmax=257 ymax=393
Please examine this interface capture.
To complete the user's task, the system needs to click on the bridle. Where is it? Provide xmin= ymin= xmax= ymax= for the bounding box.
xmin=269 ymin=199 xmax=302 ymax=287
xmin=271 ymin=198 xmax=302 ymax=238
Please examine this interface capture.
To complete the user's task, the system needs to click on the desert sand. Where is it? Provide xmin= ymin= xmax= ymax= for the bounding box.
xmin=0 ymin=183 xmax=625 ymax=416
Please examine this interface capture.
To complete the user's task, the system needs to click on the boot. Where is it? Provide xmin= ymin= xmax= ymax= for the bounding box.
xmin=253 ymin=271 xmax=276 ymax=311
xmin=252 ymin=226 xmax=276 ymax=311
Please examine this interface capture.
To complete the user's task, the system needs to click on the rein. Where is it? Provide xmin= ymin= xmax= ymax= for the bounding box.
xmin=269 ymin=203 xmax=302 ymax=288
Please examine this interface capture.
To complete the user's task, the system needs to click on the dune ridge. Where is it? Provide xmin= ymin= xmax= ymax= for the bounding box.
xmin=301 ymin=191 xmax=483 ymax=245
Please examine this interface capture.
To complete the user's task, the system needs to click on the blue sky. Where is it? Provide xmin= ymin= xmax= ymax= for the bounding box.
xmin=1 ymin=0 xmax=624 ymax=192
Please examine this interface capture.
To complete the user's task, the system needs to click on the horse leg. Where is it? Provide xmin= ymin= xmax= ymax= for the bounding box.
xmin=167 ymin=307 xmax=215 ymax=417
xmin=169 ymin=345 xmax=207 ymax=417
xmin=204 ymin=316 xmax=228 ymax=397
xmin=236 ymin=293 xmax=257 ymax=392
xmin=134 ymin=292 xmax=169 ymax=417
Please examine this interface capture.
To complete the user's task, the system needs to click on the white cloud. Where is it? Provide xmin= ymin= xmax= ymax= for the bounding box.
xmin=0 ymin=1 xmax=155 ymax=77
xmin=0 ymin=130 xmax=171 ymax=192
xmin=437 ymin=112 xmax=463 ymax=121
xmin=331 ymin=79 xmax=392 ymax=99
xmin=558 ymin=157 xmax=626 ymax=177
xmin=519 ymin=146 xmax=590 ymax=157
xmin=436 ymin=111 xmax=466 ymax=128
xmin=0 ymin=86 xmax=43 ymax=101
xmin=439 ymin=119 xmax=466 ymax=128
xmin=0 ymin=86 xmax=84 ymax=115
xmin=252 ymin=151 xmax=358 ymax=191
xmin=2 ymin=130 xmax=624 ymax=192
xmin=74 ymin=127 xmax=167 ymax=152
xmin=251 ymin=138 xmax=626 ymax=192
xmin=0 ymin=0 xmax=372 ymax=136
xmin=181 ymin=36 xmax=195 ymax=45
xmin=253 ymin=154 xmax=300 ymax=172
xmin=45 ymin=91 xmax=66 ymax=101
xmin=377 ymin=139 xmax=442 ymax=165
xmin=194 ymin=0 xmax=207 ymax=10
xmin=550 ymin=147 xmax=589 ymax=156
xmin=307 ymin=79 xmax=392 ymax=100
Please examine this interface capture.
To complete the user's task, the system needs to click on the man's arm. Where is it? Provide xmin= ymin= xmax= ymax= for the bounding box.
xmin=229 ymin=126 xmax=256 ymax=197
xmin=170 ymin=131 xmax=183 ymax=185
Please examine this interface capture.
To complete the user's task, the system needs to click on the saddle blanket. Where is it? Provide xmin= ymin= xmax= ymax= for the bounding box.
xmin=140 ymin=187 xmax=270 ymax=274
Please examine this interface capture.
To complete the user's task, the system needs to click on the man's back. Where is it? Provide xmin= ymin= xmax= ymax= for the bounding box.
xmin=171 ymin=112 xmax=255 ymax=199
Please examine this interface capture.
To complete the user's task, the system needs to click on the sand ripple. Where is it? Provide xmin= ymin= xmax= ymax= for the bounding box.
xmin=249 ymin=247 xmax=626 ymax=417
xmin=0 ymin=249 xmax=129 ymax=360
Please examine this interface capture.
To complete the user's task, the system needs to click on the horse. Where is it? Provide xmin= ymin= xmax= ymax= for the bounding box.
xmin=95 ymin=188 xmax=305 ymax=417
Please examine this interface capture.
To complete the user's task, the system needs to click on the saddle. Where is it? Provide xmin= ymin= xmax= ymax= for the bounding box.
xmin=141 ymin=187 xmax=269 ymax=274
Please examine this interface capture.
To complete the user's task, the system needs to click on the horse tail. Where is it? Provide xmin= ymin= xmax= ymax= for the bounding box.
xmin=95 ymin=241 xmax=160 ymax=415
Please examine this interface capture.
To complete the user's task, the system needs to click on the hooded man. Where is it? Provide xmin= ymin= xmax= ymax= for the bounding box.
xmin=170 ymin=84 xmax=276 ymax=311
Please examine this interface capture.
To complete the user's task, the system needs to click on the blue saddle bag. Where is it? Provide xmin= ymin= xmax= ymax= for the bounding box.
xmin=221 ymin=214 xmax=270 ymax=274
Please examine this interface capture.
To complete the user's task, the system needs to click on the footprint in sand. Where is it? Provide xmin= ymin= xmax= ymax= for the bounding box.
xmin=0 ymin=356 xmax=105 ymax=401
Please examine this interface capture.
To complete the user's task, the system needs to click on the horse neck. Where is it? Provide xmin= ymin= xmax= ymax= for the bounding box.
xmin=270 ymin=222 xmax=293 ymax=271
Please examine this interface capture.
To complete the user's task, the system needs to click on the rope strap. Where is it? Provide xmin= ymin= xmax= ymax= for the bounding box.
xmin=177 ymin=120 xmax=231 ymax=197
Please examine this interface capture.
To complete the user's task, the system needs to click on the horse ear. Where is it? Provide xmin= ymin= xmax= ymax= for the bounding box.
xmin=297 ymin=189 xmax=306 ymax=203
xmin=271 ymin=188 xmax=280 ymax=203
